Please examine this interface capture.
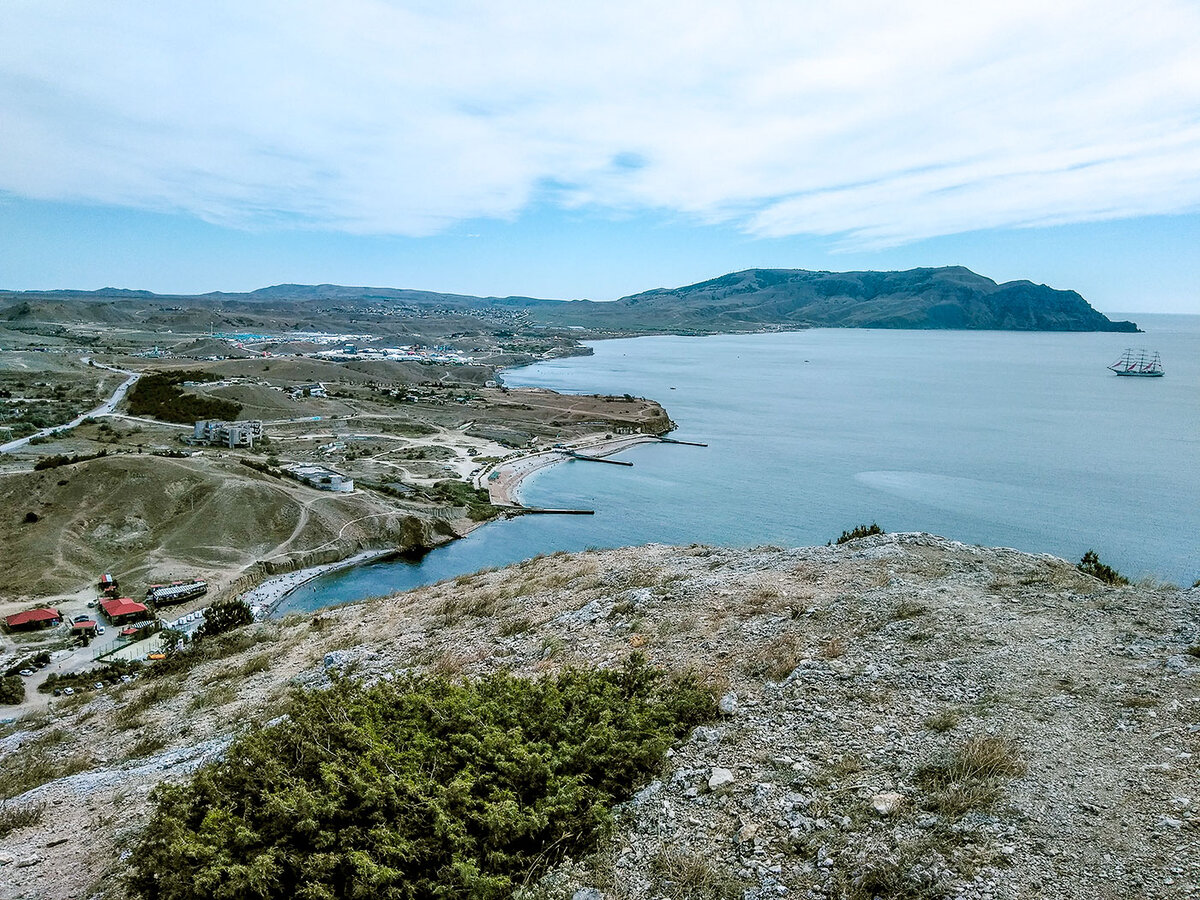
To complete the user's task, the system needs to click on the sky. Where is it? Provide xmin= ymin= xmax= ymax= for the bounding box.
xmin=1 ymin=1 xmax=1198 ymax=314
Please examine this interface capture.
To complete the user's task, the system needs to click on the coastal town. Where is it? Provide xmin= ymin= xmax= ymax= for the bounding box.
xmin=0 ymin=301 xmax=679 ymax=718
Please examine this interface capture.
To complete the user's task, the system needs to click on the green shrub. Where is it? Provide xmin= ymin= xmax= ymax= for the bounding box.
xmin=194 ymin=600 xmax=253 ymax=640
xmin=0 ymin=675 xmax=24 ymax=705
xmin=127 ymin=372 xmax=241 ymax=424
xmin=127 ymin=656 xmax=714 ymax=900
xmin=1077 ymin=550 xmax=1130 ymax=586
xmin=835 ymin=522 xmax=884 ymax=545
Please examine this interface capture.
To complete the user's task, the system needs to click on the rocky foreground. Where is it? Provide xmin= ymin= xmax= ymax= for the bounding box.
xmin=1 ymin=533 xmax=1197 ymax=899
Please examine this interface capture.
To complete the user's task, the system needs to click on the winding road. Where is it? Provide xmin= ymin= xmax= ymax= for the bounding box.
xmin=0 ymin=360 xmax=140 ymax=454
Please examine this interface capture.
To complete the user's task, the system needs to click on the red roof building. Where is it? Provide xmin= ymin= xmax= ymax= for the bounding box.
xmin=100 ymin=597 xmax=150 ymax=623
xmin=70 ymin=619 xmax=98 ymax=633
xmin=4 ymin=607 xmax=62 ymax=631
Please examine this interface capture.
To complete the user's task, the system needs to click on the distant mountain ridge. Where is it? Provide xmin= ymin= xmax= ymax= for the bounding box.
xmin=532 ymin=266 xmax=1139 ymax=333
xmin=0 ymin=266 xmax=1139 ymax=332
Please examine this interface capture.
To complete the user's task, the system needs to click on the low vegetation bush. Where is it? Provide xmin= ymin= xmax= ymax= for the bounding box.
xmin=146 ymin=621 xmax=275 ymax=680
xmin=40 ymin=659 xmax=140 ymax=695
xmin=194 ymin=600 xmax=253 ymax=640
xmin=127 ymin=371 xmax=241 ymax=424
xmin=2 ymin=651 xmax=50 ymax=678
xmin=126 ymin=656 xmax=715 ymax=900
xmin=0 ymin=800 xmax=46 ymax=838
xmin=834 ymin=522 xmax=884 ymax=545
xmin=0 ymin=675 xmax=25 ymax=705
xmin=1077 ymin=550 xmax=1130 ymax=586
xmin=429 ymin=478 xmax=500 ymax=520
xmin=33 ymin=449 xmax=109 ymax=470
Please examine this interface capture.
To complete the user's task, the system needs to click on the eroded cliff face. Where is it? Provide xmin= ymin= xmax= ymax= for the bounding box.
xmin=2 ymin=534 xmax=1197 ymax=899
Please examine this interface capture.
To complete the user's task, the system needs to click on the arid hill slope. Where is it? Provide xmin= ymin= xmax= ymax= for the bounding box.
xmin=0 ymin=534 xmax=1196 ymax=899
xmin=0 ymin=455 xmax=447 ymax=603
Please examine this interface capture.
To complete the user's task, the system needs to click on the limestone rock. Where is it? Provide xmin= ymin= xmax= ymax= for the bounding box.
xmin=708 ymin=767 xmax=736 ymax=794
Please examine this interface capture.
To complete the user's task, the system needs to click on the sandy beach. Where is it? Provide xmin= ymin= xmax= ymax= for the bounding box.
xmin=479 ymin=434 xmax=661 ymax=506
xmin=240 ymin=548 xmax=397 ymax=618
xmin=240 ymin=434 xmax=660 ymax=616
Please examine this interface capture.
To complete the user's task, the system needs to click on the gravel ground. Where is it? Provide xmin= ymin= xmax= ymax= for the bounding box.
xmin=1 ymin=533 xmax=1196 ymax=899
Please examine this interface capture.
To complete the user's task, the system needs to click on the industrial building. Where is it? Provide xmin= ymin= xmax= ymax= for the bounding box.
xmin=189 ymin=420 xmax=264 ymax=448
xmin=146 ymin=579 xmax=208 ymax=606
xmin=284 ymin=463 xmax=354 ymax=492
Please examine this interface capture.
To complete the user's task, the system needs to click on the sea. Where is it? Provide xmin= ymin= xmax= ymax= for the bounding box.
xmin=275 ymin=313 xmax=1199 ymax=615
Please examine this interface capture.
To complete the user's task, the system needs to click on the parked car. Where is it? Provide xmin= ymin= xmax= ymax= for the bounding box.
xmin=96 ymin=625 xmax=105 ymax=634
xmin=73 ymin=614 xmax=91 ymax=623
xmin=62 ymin=687 xmax=75 ymax=696
xmin=18 ymin=669 xmax=34 ymax=677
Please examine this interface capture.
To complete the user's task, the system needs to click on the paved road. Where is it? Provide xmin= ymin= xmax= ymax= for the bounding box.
xmin=0 ymin=360 xmax=139 ymax=454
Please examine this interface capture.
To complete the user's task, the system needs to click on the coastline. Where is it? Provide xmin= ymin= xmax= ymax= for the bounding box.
xmin=477 ymin=433 xmax=662 ymax=507
xmin=240 ymin=548 xmax=399 ymax=619
xmin=243 ymin=434 xmax=665 ymax=617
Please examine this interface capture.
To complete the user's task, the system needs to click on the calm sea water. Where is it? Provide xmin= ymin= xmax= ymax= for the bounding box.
xmin=276 ymin=314 xmax=1200 ymax=614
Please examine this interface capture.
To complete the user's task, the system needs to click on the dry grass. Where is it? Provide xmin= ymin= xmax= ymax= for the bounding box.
xmin=821 ymin=635 xmax=848 ymax=659
xmin=0 ymin=734 xmax=91 ymax=801
xmin=1121 ymin=693 xmax=1159 ymax=708
xmin=833 ymin=835 xmax=954 ymax=900
xmin=892 ymin=599 xmax=930 ymax=620
xmin=743 ymin=632 xmax=803 ymax=680
xmin=189 ymin=683 xmax=237 ymax=710
xmin=923 ymin=709 xmax=962 ymax=733
xmin=914 ymin=735 xmax=1025 ymax=818
xmin=125 ymin=728 xmax=171 ymax=761
xmin=0 ymin=800 xmax=46 ymax=838
xmin=651 ymin=849 xmax=744 ymax=900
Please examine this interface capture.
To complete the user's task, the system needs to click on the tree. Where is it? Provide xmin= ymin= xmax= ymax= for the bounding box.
xmin=159 ymin=628 xmax=186 ymax=653
xmin=195 ymin=600 xmax=253 ymax=640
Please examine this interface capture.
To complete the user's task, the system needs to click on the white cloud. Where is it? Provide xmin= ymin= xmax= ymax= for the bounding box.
xmin=1 ymin=0 xmax=1198 ymax=246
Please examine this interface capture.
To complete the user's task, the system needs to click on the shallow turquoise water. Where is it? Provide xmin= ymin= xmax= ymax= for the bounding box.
xmin=276 ymin=314 xmax=1200 ymax=614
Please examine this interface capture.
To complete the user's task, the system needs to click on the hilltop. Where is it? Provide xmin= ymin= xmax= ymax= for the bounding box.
xmin=1 ymin=534 xmax=1196 ymax=899
xmin=532 ymin=266 xmax=1140 ymax=333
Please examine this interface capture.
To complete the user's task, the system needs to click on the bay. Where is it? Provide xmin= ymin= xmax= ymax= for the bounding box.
xmin=276 ymin=314 xmax=1200 ymax=615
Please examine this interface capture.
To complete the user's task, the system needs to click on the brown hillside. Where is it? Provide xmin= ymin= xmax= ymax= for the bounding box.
xmin=0 ymin=455 xmax=444 ymax=603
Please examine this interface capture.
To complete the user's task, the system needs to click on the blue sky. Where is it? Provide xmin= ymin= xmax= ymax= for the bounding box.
xmin=2 ymin=1 xmax=1199 ymax=313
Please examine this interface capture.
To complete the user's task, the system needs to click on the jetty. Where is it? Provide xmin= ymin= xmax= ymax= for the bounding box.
xmin=560 ymin=450 xmax=634 ymax=466
xmin=658 ymin=437 xmax=708 ymax=447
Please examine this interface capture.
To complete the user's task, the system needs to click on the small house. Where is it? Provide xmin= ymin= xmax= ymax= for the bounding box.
xmin=100 ymin=597 xmax=151 ymax=625
xmin=4 ymin=607 xmax=62 ymax=632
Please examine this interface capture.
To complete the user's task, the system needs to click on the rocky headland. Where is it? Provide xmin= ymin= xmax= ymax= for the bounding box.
xmin=1 ymin=533 xmax=1197 ymax=899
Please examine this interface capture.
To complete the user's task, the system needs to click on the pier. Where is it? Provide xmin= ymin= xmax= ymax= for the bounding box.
xmin=561 ymin=450 xmax=635 ymax=466
xmin=658 ymin=437 xmax=708 ymax=447
xmin=498 ymin=505 xmax=595 ymax=515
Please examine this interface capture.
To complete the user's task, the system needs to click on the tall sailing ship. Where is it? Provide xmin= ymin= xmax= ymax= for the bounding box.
xmin=1108 ymin=348 xmax=1164 ymax=377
